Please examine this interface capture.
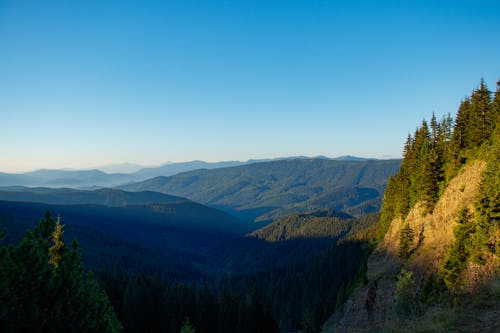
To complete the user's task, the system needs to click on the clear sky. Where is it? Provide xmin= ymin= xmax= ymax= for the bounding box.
xmin=1 ymin=0 xmax=499 ymax=172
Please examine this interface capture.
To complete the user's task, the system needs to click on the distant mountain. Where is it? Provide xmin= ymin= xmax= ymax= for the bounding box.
xmin=120 ymin=158 xmax=401 ymax=222
xmin=0 ymin=169 xmax=132 ymax=188
xmin=0 ymin=156 xmax=383 ymax=188
xmin=97 ymin=162 xmax=145 ymax=173
xmin=131 ymin=160 xmax=247 ymax=180
xmin=0 ymin=162 xmax=248 ymax=188
xmin=332 ymin=155 xmax=377 ymax=161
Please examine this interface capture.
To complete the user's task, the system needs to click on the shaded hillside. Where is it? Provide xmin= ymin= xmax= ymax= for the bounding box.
xmin=120 ymin=158 xmax=401 ymax=222
xmin=0 ymin=187 xmax=187 ymax=206
xmin=323 ymin=79 xmax=499 ymax=332
xmin=0 ymin=198 xmax=249 ymax=281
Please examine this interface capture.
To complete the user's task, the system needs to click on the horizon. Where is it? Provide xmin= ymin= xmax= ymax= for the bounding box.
xmin=1 ymin=154 xmax=399 ymax=174
xmin=2 ymin=1 xmax=499 ymax=172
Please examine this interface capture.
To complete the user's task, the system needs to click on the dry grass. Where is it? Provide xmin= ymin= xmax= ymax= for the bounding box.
xmin=378 ymin=160 xmax=487 ymax=274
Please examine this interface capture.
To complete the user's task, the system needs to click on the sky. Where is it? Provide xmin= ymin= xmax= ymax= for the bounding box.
xmin=1 ymin=0 xmax=499 ymax=172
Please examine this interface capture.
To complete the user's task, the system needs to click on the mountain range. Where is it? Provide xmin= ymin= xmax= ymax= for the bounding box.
xmin=120 ymin=158 xmax=401 ymax=222
xmin=0 ymin=156 xmax=381 ymax=188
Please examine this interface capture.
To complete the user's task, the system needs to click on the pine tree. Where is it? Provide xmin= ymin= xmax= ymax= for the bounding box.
xmin=179 ymin=317 xmax=196 ymax=333
xmin=490 ymin=80 xmax=500 ymax=134
xmin=399 ymin=224 xmax=415 ymax=260
xmin=49 ymin=215 xmax=64 ymax=271
xmin=0 ymin=212 xmax=122 ymax=332
xmin=440 ymin=208 xmax=474 ymax=290
xmin=451 ymin=98 xmax=472 ymax=160
xmin=468 ymin=79 xmax=491 ymax=145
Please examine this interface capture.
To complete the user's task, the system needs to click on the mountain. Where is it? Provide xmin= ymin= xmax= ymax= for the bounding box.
xmin=0 ymin=162 xmax=248 ymax=188
xmin=0 ymin=156 xmax=378 ymax=189
xmin=0 ymin=169 xmax=133 ymax=188
xmin=0 ymin=187 xmax=187 ymax=206
xmin=323 ymin=79 xmax=500 ymax=332
xmin=332 ymin=155 xmax=377 ymax=161
xmin=97 ymin=162 xmax=145 ymax=173
xmin=250 ymin=210 xmax=355 ymax=242
xmin=0 ymin=188 xmax=251 ymax=281
xmin=0 ymin=200 xmax=247 ymax=281
xmin=120 ymin=158 xmax=401 ymax=222
xmin=130 ymin=160 xmax=247 ymax=180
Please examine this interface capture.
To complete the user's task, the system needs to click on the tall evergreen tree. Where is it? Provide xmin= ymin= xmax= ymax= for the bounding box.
xmin=451 ymin=98 xmax=472 ymax=159
xmin=0 ymin=212 xmax=122 ymax=333
xmin=468 ymin=79 xmax=491 ymax=145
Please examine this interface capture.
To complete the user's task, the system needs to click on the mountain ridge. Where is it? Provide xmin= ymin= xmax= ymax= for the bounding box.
xmin=119 ymin=158 xmax=401 ymax=222
xmin=0 ymin=155 xmax=382 ymax=188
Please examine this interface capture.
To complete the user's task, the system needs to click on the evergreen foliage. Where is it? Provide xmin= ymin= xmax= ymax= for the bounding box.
xmin=398 ymin=224 xmax=415 ymax=260
xmin=179 ymin=318 xmax=196 ymax=333
xmin=99 ymin=240 xmax=366 ymax=333
xmin=395 ymin=268 xmax=420 ymax=317
xmin=440 ymin=209 xmax=474 ymax=291
xmin=474 ymin=127 xmax=500 ymax=259
xmin=379 ymin=79 xmax=499 ymax=240
xmin=378 ymin=77 xmax=499 ymax=312
xmin=0 ymin=212 xmax=122 ymax=332
xmin=98 ymin=270 xmax=279 ymax=333
xmin=421 ymin=272 xmax=445 ymax=305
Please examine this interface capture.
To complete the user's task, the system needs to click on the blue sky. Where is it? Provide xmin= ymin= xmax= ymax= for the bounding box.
xmin=1 ymin=0 xmax=499 ymax=172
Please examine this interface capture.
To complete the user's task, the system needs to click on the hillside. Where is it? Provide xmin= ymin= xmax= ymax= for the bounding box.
xmin=0 ymin=195 xmax=250 ymax=281
xmin=120 ymin=158 xmax=401 ymax=222
xmin=323 ymin=79 xmax=499 ymax=332
xmin=0 ymin=187 xmax=187 ymax=206
xmin=251 ymin=210 xmax=353 ymax=242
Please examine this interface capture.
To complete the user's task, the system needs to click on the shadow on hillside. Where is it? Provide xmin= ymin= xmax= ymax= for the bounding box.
xmin=0 ymin=200 xmax=346 ymax=284
xmin=211 ymin=204 xmax=278 ymax=227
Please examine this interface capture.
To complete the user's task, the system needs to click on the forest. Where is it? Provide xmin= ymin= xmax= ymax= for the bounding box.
xmin=0 ymin=210 xmax=371 ymax=332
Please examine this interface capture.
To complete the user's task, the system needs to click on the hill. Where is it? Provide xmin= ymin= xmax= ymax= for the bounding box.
xmin=0 ymin=169 xmax=132 ymax=188
xmin=0 ymin=161 xmax=248 ymax=188
xmin=131 ymin=160 xmax=247 ymax=180
xmin=0 ymin=187 xmax=187 ymax=206
xmin=323 ymin=79 xmax=499 ymax=332
xmin=0 ymin=190 xmax=250 ymax=281
xmin=120 ymin=158 xmax=401 ymax=222
xmin=251 ymin=210 xmax=357 ymax=242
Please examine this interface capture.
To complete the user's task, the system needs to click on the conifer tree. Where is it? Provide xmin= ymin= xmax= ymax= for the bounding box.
xmin=451 ymin=98 xmax=471 ymax=159
xmin=0 ymin=212 xmax=122 ymax=332
xmin=491 ymin=80 xmax=500 ymax=133
xmin=440 ymin=208 xmax=474 ymax=290
xmin=469 ymin=79 xmax=491 ymax=145
xmin=49 ymin=215 xmax=64 ymax=271
xmin=399 ymin=224 xmax=414 ymax=260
